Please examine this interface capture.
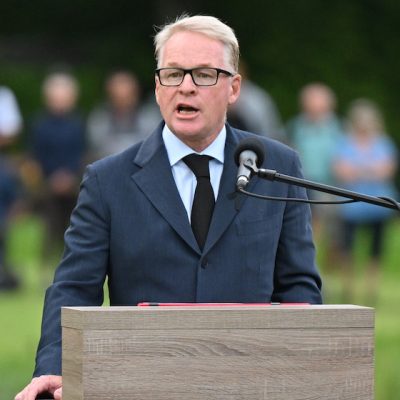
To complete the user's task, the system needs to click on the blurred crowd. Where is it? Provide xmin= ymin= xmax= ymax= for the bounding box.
xmin=0 ymin=68 xmax=398 ymax=305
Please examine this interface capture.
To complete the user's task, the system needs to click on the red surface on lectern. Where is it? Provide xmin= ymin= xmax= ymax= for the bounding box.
xmin=137 ymin=302 xmax=309 ymax=307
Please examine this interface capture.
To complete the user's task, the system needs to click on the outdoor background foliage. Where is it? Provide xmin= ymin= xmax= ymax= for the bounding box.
xmin=1 ymin=0 xmax=400 ymax=149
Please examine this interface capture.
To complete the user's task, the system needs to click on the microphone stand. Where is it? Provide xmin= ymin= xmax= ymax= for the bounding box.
xmin=245 ymin=165 xmax=400 ymax=211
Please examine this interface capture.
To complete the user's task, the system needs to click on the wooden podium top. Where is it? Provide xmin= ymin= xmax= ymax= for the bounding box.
xmin=62 ymin=304 xmax=374 ymax=331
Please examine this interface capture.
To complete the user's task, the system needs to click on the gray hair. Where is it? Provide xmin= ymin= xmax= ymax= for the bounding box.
xmin=154 ymin=15 xmax=240 ymax=72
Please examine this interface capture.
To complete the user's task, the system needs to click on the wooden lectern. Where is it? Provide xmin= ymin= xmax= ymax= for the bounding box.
xmin=62 ymin=305 xmax=374 ymax=400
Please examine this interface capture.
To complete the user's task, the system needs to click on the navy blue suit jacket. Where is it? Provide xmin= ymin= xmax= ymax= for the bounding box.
xmin=34 ymin=123 xmax=322 ymax=376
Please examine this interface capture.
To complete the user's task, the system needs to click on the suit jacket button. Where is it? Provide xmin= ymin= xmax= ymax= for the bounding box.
xmin=201 ymin=259 xmax=208 ymax=269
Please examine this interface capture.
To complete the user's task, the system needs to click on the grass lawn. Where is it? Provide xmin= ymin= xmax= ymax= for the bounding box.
xmin=0 ymin=214 xmax=399 ymax=399
xmin=0 ymin=214 xmax=46 ymax=400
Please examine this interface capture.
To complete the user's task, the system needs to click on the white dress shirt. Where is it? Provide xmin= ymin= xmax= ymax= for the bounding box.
xmin=162 ymin=124 xmax=226 ymax=222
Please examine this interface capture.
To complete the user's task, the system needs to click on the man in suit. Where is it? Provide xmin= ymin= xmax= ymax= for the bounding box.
xmin=16 ymin=15 xmax=322 ymax=400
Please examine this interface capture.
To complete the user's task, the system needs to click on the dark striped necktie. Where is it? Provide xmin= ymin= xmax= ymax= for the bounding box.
xmin=183 ymin=154 xmax=215 ymax=250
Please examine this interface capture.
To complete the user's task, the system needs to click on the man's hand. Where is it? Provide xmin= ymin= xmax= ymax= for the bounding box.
xmin=15 ymin=375 xmax=62 ymax=400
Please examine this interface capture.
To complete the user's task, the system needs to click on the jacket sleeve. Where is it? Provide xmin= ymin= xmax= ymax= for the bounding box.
xmin=271 ymin=151 xmax=323 ymax=304
xmin=34 ymin=164 xmax=110 ymax=376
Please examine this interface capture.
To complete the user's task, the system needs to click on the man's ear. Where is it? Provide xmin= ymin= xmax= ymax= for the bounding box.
xmin=155 ymin=76 xmax=160 ymax=106
xmin=228 ymin=74 xmax=241 ymax=105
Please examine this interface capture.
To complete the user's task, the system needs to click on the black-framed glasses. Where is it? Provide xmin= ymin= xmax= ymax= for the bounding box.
xmin=155 ymin=67 xmax=234 ymax=87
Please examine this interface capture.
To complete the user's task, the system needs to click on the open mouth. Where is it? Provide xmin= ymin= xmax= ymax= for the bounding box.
xmin=177 ymin=104 xmax=199 ymax=114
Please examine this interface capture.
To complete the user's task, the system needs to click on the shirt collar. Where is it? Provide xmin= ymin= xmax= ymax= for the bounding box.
xmin=162 ymin=124 xmax=226 ymax=167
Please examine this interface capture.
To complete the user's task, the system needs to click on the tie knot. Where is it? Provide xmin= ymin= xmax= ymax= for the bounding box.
xmin=183 ymin=154 xmax=212 ymax=179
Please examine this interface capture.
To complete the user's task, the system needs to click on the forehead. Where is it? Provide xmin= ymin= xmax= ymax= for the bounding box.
xmin=160 ymin=31 xmax=227 ymax=68
xmin=45 ymin=81 xmax=76 ymax=96
xmin=303 ymin=87 xmax=331 ymax=100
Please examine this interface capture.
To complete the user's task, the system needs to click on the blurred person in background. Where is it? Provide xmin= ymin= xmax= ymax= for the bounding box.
xmin=0 ymin=85 xmax=22 ymax=290
xmin=333 ymin=99 xmax=398 ymax=305
xmin=87 ymin=70 xmax=160 ymax=160
xmin=29 ymin=72 xmax=86 ymax=265
xmin=227 ymin=62 xmax=285 ymax=141
xmin=286 ymin=83 xmax=344 ymax=261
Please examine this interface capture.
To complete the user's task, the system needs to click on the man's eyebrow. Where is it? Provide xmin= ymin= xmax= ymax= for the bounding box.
xmin=163 ymin=63 xmax=215 ymax=68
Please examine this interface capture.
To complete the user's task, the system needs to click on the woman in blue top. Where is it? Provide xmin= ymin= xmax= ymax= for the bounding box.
xmin=333 ymin=99 xmax=398 ymax=304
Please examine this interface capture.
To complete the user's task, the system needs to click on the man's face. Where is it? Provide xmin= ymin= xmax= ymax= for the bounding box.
xmin=301 ymin=88 xmax=333 ymax=121
xmin=44 ymin=81 xmax=77 ymax=114
xmin=107 ymin=74 xmax=139 ymax=110
xmin=155 ymin=31 xmax=241 ymax=151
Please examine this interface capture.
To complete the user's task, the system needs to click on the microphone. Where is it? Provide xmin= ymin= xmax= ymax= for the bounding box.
xmin=233 ymin=140 xmax=400 ymax=211
xmin=233 ymin=138 xmax=400 ymax=211
xmin=234 ymin=137 xmax=265 ymax=190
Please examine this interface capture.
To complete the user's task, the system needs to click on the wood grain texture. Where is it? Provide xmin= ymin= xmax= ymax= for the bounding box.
xmin=62 ymin=327 xmax=83 ymax=400
xmin=62 ymin=305 xmax=374 ymax=330
xmin=62 ymin=305 xmax=374 ymax=400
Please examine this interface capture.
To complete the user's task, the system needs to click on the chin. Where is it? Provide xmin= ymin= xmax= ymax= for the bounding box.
xmin=172 ymin=122 xmax=204 ymax=138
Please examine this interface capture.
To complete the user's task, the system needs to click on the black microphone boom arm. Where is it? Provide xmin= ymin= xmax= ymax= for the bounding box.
xmin=255 ymin=166 xmax=400 ymax=211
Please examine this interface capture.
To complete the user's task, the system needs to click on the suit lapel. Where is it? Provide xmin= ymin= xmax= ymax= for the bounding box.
xmin=131 ymin=125 xmax=200 ymax=254
xmin=131 ymin=123 xmax=257 ymax=256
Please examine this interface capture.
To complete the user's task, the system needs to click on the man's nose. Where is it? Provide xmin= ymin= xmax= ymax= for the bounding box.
xmin=179 ymin=72 xmax=197 ymax=91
